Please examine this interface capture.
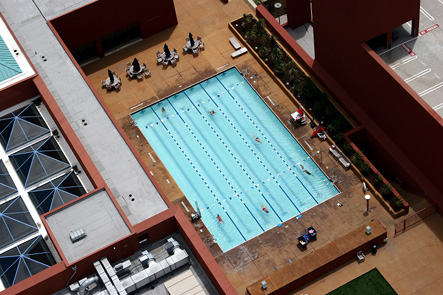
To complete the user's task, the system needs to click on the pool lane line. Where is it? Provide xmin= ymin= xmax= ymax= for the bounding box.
xmin=169 ymin=95 xmax=266 ymax=232
xmin=182 ymin=92 xmax=281 ymax=225
xmin=199 ymin=83 xmax=297 ymax=216
xmin=215 ymin=77 xmax=319 ymax=205
xmin=151 ymin=105 xmax=246 ymax=241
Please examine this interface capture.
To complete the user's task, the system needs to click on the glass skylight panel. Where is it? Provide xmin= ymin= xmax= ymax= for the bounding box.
xmin=0 ymin=236 xmax=55 ymax=288
xmin=0 ymin=103 xmax=50 ymax=152
xmin=29 ymin=171 xmax=86 ymax=215
xmin=0 ymin=160 xmax=17 ymax=200
xmin=9 ymin=136 xmax=71 ymax=187
xmin=0 ymin=196 xmax=37 ymax=249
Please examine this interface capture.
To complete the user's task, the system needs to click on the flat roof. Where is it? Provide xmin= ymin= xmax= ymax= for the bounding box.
xmin=0 ymin=15 xmax=34 ymax=89
xmin=0 ymin=0 xmax=168 ymax=225
xmin=45 ymin=189 xmax=131 ymax=264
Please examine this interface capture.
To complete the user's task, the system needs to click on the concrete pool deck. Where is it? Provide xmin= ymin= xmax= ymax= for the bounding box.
xmin=83 ymin=0 xmax=443 ymax=294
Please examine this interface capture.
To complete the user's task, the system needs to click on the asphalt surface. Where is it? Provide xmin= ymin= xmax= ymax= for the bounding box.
xmin=371 ymin=0 xmax=443 ymax=118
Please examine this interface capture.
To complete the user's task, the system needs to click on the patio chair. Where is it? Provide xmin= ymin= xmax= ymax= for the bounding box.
xmin=137 ymin=73 xmax=143 ymax=80
xmin=163 ymin=60 xmax=169 ymax=67
xmin=199 ymin=42 xmax=205 ymax=50
xmin=192 ymin=48 xmax=199 ymax=55
xmin=126 ymin=62 xmax=131 ymax=67
xmin=114 ymin=83 xmax=121 ymax=91
xmin=174 ymin=52 xmax=179 ymax=60
xmin=197 ymin=36 xmax=202 ymax=41
xmin=171 ymin=58 xmax=177 ymax=66
xmin=101 ymin=80 xmax=106 ymax=88
xmin=183 ymin=46 xmax=188 ymax=53
xmin=142 ymin=62 xmax=147 ymax=68
xmin=173 ymin=48 xmax=178 ymax=53
xmin=144 ymin=68 xmax=151 ymax=77
xmin=157 ymin=57 xmax=163 ymax=64
xmin=357 ymin=251 xmax=365 ymax=262
xmin=156 ymin=50 xmax=161 ymax=57
xmin=186 ymin=37 xmax=190 ymax=41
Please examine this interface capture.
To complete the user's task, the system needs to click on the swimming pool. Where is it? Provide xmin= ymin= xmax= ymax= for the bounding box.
xmin=132 ymin=67 xmax=339 ymax=252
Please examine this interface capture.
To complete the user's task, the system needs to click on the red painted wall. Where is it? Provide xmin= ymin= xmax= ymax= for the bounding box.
xmin=311 ymin=0 xmax=443 ymax=210
xmin=50 ymin=0 xmax=177 ymax=50
xmin=0 ymin=77 xmax=38 ymax=111
xmin=286 ymin=0 xmax=311 ymax=29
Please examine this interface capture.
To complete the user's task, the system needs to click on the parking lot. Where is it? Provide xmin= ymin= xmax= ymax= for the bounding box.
xmin=371 ymin=0 xmax=443 ymax=118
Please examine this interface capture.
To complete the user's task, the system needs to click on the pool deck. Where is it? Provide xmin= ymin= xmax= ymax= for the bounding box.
xmin=84 ymin=0 xmax=443 ymax=294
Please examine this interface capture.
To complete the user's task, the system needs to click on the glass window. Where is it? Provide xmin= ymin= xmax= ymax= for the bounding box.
xmin=0 ymin=161 xmax=17 ymax=201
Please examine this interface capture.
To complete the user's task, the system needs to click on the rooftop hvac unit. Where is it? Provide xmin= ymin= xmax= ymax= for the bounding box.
xmin=114 ymin=260 xmax=131 ymax=277
xmin=70 ymin=228 xmax=86 ymax=243
xmin=164 ymin=238 xmax=180 ymax=255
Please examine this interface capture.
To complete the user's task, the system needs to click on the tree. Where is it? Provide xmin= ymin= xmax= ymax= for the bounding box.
xmin=256 ymin=29 xmax=269 ymax=44
xmin=274 ymin=59 xmax=286 ymax=76
xmin=254 ymin=18 xmax=266 ymax=34
xmin=257 ymin=43 xmax=269 ymax=57
xmin=245 ymin=28 xmax=257 ymax=42
xmin=242 ymin=14 xmax=253 ymax=28
xmin=269 ymin=35 xmax=278 ymax=49
xmin=270 ymin=47 xmax=283 ymax=61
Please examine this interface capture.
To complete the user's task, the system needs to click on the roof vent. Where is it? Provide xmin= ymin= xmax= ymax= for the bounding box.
xmin=70 ymin=228 xmax=86 ymax=243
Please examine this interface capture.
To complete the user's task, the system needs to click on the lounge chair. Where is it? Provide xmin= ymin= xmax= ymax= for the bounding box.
xmin=231 ymin=47 xmax=248 ymax=58
xmin=199 ymin=42 xmax=205 ymax=50
xmin=229 ymin=37 xmax=241 ymax=50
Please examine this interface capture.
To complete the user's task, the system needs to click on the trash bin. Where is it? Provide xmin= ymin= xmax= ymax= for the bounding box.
xmin=372 ymin=244 xmax=377 ymax=254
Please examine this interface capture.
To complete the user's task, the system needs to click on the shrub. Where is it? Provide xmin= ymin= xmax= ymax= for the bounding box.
xmin=393 ymin=197 xmax=403 ymax=211
xmin=360 ymin=162 xmax=370 ymax=177
xmin=342 ymin=141 xmax=352 ymax=154
xmin=374 ymin=173 xmax=383 ymax=185
xmin=351 ymin=152 xmax=363 ymax=167
xmin=381 ymin=183 xmax=393 ymax=199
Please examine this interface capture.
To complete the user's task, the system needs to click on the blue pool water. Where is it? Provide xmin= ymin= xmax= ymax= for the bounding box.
xmin=132 ymin=68 xmax=339 ymax=252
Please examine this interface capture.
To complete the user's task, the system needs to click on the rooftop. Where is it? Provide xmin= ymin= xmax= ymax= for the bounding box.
xmin=0 ymin=0 xmax=168 ymax=226
xmin=45 ymin=189 xmax=131 ymax=264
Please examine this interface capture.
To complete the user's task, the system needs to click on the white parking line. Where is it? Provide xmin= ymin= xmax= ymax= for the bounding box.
xmin=433 ymin=102 xmax=443 ymax=111
xmin=420 ymin=6 xmax=434 ymax=21
xmin=390 ymin=55 xmax=417 ymax=70
xmin=419 ymin=82 xmax=443 ymax=96
xmin=404 ymin=69 xmax=431 ymax=83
